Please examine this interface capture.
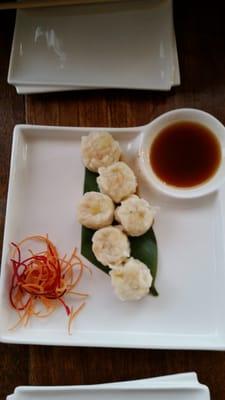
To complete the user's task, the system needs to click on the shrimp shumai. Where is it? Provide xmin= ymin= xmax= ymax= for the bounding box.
xmin=97 ymin=162 xmax=137 ymax=203
xmin=81 ymin=131 xmax=121 ymax=172
xmin=77 ymin=192 xmax=115 ymax=230
xmin=115 ymin=195 xmax=155 ymax=236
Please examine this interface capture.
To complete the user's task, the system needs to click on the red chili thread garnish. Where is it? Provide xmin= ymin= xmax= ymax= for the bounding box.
xmin=9 ymin=235 xmax=88 ymax=333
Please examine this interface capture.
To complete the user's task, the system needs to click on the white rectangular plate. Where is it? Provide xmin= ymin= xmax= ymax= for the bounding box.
xmin=13 ymin=26 xmax=180 ymax=94
xmin=12 ymin=373 xmax=200 ymax=392
xmin=6 ymin=373 xmax=202 ymax=400
xmin=14 ymin=30 xmax=180 ymax=93
xmin=14 ymin=27 xmax=180 ymax=94
xmin=8 ymin=379 xmax=210 ymax=400
xmin=8 ymin=0 xmax=177 ymax=90
xmin=7 ymin=374 xmax=210 ymax=400
xmin=11 ymin=386 xmax=210 ymax=400
xmin=1 ymin=124 xmax=225 ymax=349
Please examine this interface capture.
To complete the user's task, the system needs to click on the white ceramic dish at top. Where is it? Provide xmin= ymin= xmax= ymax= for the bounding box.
xmin=14 ymin=39 xmax=180 ymax=93
xmin=1 ymin=122 xmax=225 ymax=349
xmin=13 ymin=27 xmax=180 ymax=94
xmin=14 ymin=37 xmax=180 ymax=93
xmin=8 ymin=0 xmax=177 ymax=90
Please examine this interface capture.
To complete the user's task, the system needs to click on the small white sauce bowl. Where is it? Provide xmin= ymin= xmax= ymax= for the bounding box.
xmin=139 ymin=108 xmax=225 ymax=199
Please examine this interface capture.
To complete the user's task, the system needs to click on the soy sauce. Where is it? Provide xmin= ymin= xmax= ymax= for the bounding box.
xmin=150 ymin=121 xmax=221 ymax=188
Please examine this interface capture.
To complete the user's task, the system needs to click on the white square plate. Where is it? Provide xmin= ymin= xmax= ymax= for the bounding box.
xmin=8 ymin=0 xmax=177 ymax=90
xmin=1 ymin=124 xmax=225 ymax=349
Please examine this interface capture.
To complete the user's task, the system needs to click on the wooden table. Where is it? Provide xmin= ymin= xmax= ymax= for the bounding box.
xmin=1 ymin=2 xmax=225 ymax=399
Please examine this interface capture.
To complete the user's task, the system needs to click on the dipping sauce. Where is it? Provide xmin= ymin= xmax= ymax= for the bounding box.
xmin=150 ymin=121 xmax=221 ymax=188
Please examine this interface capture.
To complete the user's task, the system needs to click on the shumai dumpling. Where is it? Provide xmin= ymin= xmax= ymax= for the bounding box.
xmin=110 ymin=257 xmax=152 ymax=301
xmin=92 ymin=226 xmax=130 ymax=266
xmin=115 ymin=195 xmax=155 ymax=236
xmin=77 ymin=191 xmax=115 ymax=229
xmin=97 ymin=162 xmax=137 ymax=203
xmin=81 ymin=131 xmax=121 ymax=172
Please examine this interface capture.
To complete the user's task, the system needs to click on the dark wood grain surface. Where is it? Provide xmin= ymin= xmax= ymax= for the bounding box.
xmin=1 ymin=2 xmax=225 ymax=399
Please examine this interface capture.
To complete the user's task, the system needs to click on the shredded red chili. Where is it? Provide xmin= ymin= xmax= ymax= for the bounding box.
xmin=9 ymin=235 xmax=88 ymax=333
